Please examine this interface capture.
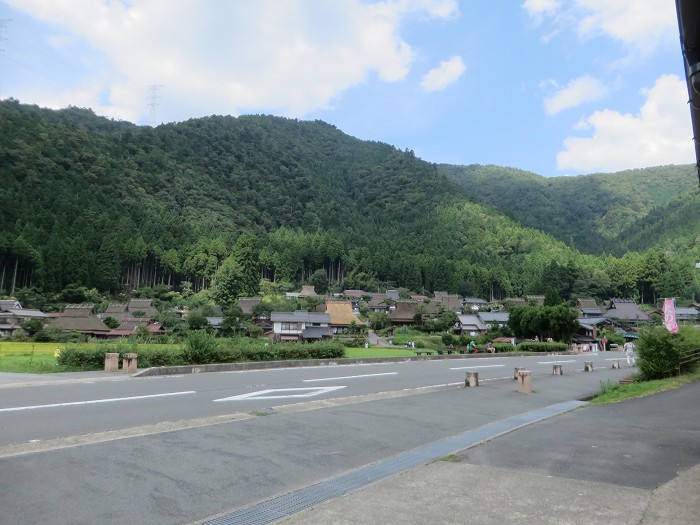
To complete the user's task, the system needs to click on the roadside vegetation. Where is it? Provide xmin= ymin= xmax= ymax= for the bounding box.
xmin=592 ymin=325 xmax=700 ymax=404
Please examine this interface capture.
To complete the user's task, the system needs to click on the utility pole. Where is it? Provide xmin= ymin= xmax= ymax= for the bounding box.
xmin=146 ymin=84 xmax=162 ymax=126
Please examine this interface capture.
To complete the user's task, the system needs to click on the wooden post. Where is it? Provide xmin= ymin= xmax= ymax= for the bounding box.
xmin=465 ymin=371 xmax=479 ymax=387
xmin=584 ymin=361 xmax=594 ymax=372
xmin=514 ymin=367 xmax=524 ymax=380
xmin=517 ymin=370 xmax=532 ymax=394
xmin=552 ymin=364 xmax=563 ymax=375
xmin=611 ymin=360 xmax=620 ymax=369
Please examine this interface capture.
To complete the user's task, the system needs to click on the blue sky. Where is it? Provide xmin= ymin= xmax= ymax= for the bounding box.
xmin=0 ymin=0 xmax=694 ymax=177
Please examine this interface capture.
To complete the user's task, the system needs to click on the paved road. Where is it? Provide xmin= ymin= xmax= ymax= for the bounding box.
xmin=0 ymin=355 xmax=638 ymax=524
xmin=0 ymin=352 xmax=626 ymax=448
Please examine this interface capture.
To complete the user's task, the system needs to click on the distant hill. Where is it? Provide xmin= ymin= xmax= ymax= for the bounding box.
xmin=438 ymin=163 xmax=698 ymax=256
xmin=0 ymin=99 xmax=696 ymax=303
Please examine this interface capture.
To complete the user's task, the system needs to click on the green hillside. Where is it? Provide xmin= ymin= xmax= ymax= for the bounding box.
xmin=439 ymin=163 xmax=698 ymax=256
xmin=0 ymin=99 xmax=697 ymax=304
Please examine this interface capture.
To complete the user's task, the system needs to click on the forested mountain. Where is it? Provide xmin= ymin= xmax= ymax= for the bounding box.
xmin=438 ymin=163 xmax=699 ymax=257
xmin=1 ymin=99 xmax=697 ymax=305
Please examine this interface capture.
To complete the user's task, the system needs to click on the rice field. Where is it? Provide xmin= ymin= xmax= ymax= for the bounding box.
xmin=0 ymin=342 xmax=65 ymax=373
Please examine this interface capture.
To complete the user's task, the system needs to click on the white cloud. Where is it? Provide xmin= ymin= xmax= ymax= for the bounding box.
xmin=544 ymin=75 xmax=609 ymax=115
xmin=556 ymin=75 xmax=695 ymax=172
xmin=522 ymin=0 xmax=560 ymax=17
xmin=420 ymin=55 xmax=465 ymax=92
xmin=575 ymin=0 xmax=676 ymax=49
xmin=523 ymin=0 xmax=676 ymax=52
xmin=3 ymin=0 xmax=459 ymax=123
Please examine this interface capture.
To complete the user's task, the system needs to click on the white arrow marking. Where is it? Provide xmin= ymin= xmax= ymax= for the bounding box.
xmin=214 ymin=386 xmax=346 ymax=401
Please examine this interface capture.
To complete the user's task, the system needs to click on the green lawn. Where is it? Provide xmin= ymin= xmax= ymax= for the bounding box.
xmin=344 ymin=347 xmax=419 ymax=358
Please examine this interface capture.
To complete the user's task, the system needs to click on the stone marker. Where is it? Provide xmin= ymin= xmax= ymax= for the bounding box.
xmin=104 ymin=353 xmax=119 ymax=372
xmin=611 ymin=360 xmax=621 ymax=369
xmin=552 ymin=364 xmax=563 ymax=375
xmin=122 ymin=353 xmax=138 ymax=374
xmin=584 ymin=361 xmax=594 ymax=372
xmin=514 ymin=367 xmax=524 ymax=380
xmin=517 ymin=370 xmax=532 ymax=394
xmin=465 ymin=371 xmax=479 ymax=387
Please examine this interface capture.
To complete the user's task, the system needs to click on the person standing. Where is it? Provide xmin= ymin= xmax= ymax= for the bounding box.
xmin=624 ymin=340 xmax=637 ymax=365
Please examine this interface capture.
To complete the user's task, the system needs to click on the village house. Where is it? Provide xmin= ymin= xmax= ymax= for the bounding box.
xmin=49 ymin=303 xmax=110 ymax=336
xmin=0 ymin=300 xmax=48 ymax=337
xmin=455 ymin=313 xmax=488 ymax=335
xmin=576 ymin=298 xmax=603 ymax=318
xmin=604 ymin=298 xmax=650 ymax=323
xmin=317 ymin=299 xmax=362 ymax=334
xmin=270 ymin=310 xmax=331 ymax=342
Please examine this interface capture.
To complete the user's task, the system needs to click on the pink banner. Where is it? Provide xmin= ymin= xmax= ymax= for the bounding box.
xmin=662 ymin=298 xmax=679 ymax=334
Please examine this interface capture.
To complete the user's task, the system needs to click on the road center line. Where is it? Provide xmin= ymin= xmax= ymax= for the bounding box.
xmin=303 ymin=372 xmax=398 ymax=382
xmin=0 ymin=391 xmax=196 ymax=413
xmin=450 ymin=365 xmax=506 ymax=370
xmin=537 ymin=360 xmax=577 ymax=364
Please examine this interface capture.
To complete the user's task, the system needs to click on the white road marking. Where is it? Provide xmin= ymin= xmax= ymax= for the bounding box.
xmin=0 ymin=391 xmax=196 ymax=413
xmin=304 ymin=372 xmax=397 ymax=382
xmin=450 ymin=365 xmax=506 ymax=370
xmin=214 ymin=386 xmax=346 ymax=401
xmin=537 ymin=360 xmax=577 ymax=364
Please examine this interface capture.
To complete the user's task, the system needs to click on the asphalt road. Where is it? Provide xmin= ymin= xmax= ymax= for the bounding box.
xmin=0 ymin=352 xmax=626 ymax=447
xmin=0 ymin=352 xmax=635 ymax=524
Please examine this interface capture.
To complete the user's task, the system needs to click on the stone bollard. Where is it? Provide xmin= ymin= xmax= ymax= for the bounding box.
xmin=104 ymin=352 xmax=119 ymax=372
xmin=517 ymin=370 xmax=532 ymax=394
xmin=122 ymin=353 xmax=138 ymax=374
xmin=465 ymin=371 xmax=479 ymax=387
xmin=552 ymin=364 xmax=563 ymax=375
xmin=514 ymin=367 xmax=525 ymax=380
xmin=584 ymin=361 xmax=594 ymax=372
xmin=611 ymin=360 xmax=620 ymax=369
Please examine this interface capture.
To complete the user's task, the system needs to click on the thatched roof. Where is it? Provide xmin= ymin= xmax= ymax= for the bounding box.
xmin=323 ymin=300 xmax=361 ymax=327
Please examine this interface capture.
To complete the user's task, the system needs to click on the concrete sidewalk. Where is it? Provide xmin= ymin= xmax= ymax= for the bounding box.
xmin=276 ymin=381 xmax=700 ymax=525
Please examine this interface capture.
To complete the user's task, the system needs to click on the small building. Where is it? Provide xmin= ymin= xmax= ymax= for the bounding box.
xmin=0 ymin=300 xmax=48 ymax=337
xmin=576 ymin=298 xmax=603 ymax=318
xmin=270 ymin=310 xmax=331 ymax=342
xmin=478 ymin=311 xmax=509 ymax=329
xmin=433 ymin=292 xmax=463 ymax=312
xmin=127 ymin=299 xmax=159 ymax=319
xmin=462 ymin=297 xmax=488 ymax=311
xmin=604 ymin=298 xmax=650 ymax=323
xmin=50 ymin=304 xmax=110 ymax=336
xmin=388 ymin=301 xmax=419 ymax=325
xmin=319 ymin=300 xmax=362 ymax=334
xmin=456 ymin=314 xmax=488 ymax=335
xmin=237 ymin=297 xmax=263 ymax=316
xmin=675 ymin=307 xmax=699 ymax=322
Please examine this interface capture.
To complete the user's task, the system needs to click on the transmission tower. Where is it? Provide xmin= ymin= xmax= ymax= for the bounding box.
xmin=146 ymin=84 xmax=162 ymax=126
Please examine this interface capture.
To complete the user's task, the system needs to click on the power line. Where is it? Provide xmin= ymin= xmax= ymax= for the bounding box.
xmin=146 ymin=84 xmax=163 ymax=126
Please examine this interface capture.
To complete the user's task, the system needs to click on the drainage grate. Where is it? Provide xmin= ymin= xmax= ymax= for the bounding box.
xmin=204 ymin=399 xmax=587 ymax=525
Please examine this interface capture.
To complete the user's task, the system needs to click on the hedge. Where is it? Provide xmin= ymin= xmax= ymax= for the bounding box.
xmin=516 ymin=342 xmax=568 ymax=353
xmin=56 ymin=339 xmax=345 ymax=370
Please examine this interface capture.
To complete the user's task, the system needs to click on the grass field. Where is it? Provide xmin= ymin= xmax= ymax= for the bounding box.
xmin=0 ymin=342 xmax=67 ymax=373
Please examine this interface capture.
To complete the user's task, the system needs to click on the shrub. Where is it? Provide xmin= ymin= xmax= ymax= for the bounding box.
xmin=637 ymin=326 xmax=700 ymax=380
xmin=181 ymin=330 xmax=220 ymax=364
xmin=516 ymin=342 xmax=568 ymax=353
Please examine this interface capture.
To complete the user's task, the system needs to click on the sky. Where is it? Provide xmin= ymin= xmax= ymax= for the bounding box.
xmin=0 ymin=0 xmax=695 ymax=177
